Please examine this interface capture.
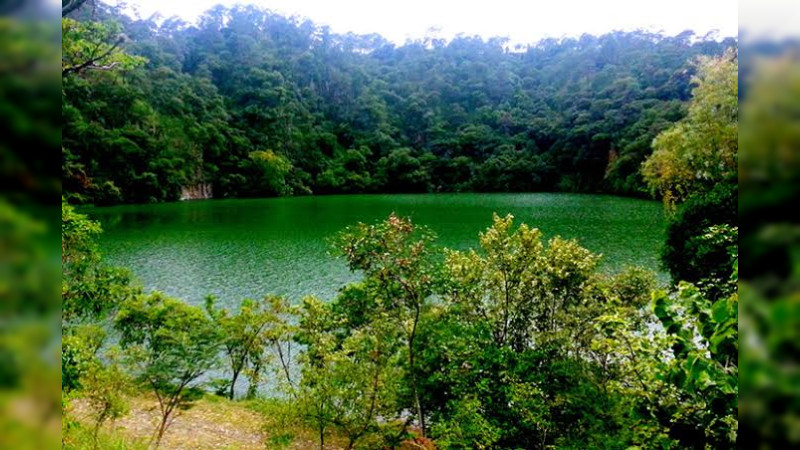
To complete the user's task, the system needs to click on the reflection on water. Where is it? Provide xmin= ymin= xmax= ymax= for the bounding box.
xmin=85 ymin=193 xmax=666 ymax=308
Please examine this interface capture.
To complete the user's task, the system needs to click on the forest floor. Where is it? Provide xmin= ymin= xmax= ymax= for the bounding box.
xmin=68 ymin=394 xmax=345 ymax=449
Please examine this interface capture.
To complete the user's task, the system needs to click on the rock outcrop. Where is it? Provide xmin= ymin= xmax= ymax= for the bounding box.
xmin=180 ymin=183 xmax=213 ymax=201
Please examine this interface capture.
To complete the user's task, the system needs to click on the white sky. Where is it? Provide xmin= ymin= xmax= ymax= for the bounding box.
xmin=114 ymin=0 xmax=737 ymax=44
xmin=740 ymin=0 xmax=800 ymax=40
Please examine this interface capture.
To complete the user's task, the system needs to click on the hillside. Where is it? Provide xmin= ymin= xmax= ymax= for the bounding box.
xmin=62 ymin=4 xmax=736 ymax=204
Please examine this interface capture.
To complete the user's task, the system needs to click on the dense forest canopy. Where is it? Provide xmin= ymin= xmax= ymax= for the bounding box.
xmin=62 ymin=2 xmax=736 ymax=204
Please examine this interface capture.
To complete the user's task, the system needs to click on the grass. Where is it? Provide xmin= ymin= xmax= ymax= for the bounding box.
xmin=63 ymin=421 xmax=148 ymax=450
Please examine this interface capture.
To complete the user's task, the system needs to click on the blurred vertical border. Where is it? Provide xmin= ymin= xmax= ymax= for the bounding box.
xmin=740 ymin=0 xmax=800 ymax=447
xmin=0 ymin=0 xmax=61 ymax=448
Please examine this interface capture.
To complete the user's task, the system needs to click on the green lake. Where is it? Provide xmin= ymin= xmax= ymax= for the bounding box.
xmin=87 ymin=194 xmax=666 ymax=307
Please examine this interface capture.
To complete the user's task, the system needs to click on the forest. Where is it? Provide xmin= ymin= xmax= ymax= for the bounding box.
xmin=58 ymin=0 xmax=742 ymax=449
xmin=62 ymin=2 xmax=736 ymax=204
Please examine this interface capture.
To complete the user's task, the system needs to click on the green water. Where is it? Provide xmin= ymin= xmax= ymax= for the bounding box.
xmin=86 ymin=194 xmax=666 ymax=307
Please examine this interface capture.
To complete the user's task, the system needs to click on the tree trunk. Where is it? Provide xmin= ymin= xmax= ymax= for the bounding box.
xmin=155 ymin=416 xmax=168 ymax=448
xmin=92 ymin=413 xmax=105 ymax=450
xmin=229 ymin=370 xmax=240 ymax=400
xmin=409 ymin=305 xmax=426 ymax=437
xmin=414 ymin=386 xmax=425 ymax=437
xmin=154 ymin=406 xmax=174 ymax=448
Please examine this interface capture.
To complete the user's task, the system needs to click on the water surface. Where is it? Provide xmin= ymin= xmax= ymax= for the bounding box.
xmin=87 ymin=194 xmax=666 ymax=307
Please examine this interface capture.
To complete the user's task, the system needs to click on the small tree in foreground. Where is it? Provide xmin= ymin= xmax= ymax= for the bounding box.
xmin=295 ymin=297 xmax=404 ymax=450
xmin=115 ymin=293 xmax=221 ymax=447
xmin=205 ymin=295 xmax=292 ymax=400
xmin=80 ymin=350 xmax=131 ymax=449
xmin=334 ymin=213 xmax=439 ymax=436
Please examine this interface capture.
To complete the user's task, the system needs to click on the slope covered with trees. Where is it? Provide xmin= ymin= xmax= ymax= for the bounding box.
xmin=62 ymin=3 xmax=735 ymax=204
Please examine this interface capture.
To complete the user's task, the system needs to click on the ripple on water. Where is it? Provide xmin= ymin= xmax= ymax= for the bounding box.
xmin=86 ymin=193 xmax=666 ymax=309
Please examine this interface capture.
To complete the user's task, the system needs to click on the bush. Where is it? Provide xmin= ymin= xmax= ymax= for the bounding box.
xmin=662 ymin=181 xmax=737 ymax=298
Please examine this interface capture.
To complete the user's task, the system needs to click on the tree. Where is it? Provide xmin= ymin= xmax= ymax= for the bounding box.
xmin=62 ymin=18 xmax=145 ymax=78
xmin=62 ymin=200 xmax=133 ymax=391
xmin=377 ymin=149 xmax=431 ymax=193
xmin=649 ymin=264 xmax=738 ymax=448
xmin=295 ymin=297 xmax=404 ymax=450
xmin=248 ymin=150 xmax=293 ymax=196
xmin=62 ymin=200 xmax=131 ymax=324
xmin=115 ymin=293 xmax=221 ymax=447
xmin=80 ymin=351 xmax=130 ymax=449
xmin=443 ymin=214 xmax=601 ymax=351
xmin=661 ymin=183 xmax=738 ymax=298
xmin=205 ymin=295 xmax=292 ymax=400
xmin=425 ymin=215 xmax=655 ymax=447
xmin=334 ymin=214 xmax=439 ymax=436
xmin=61 ymin=3 xmax=735 ymax=204
xmin=642 ymin=51 xmax=738 ymax=205
xmin=593 ymin=260 xmax=738 ymax=448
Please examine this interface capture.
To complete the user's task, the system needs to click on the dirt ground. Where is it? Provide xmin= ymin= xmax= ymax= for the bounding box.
xmin=69 ymin=395 xmax=343 ymax=449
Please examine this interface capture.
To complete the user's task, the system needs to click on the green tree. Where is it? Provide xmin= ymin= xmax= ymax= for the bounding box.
xmin=376 ymin=149 xmax=431 ymax=193
xmin=334 ymin=214 xmax=439 ymax=436
xmin=444 ymin=214 xmax=601 ymax=351
xmin=62 ymin=200 xmax=133 ymax=391
xmin=296 ymin=297 xmax=404 ymax=450
xmin=205 ymin=295 xmax=292 ymax=400
xmin=80 ymin=350 xmax=131 ymax=449
xmin=426 ymin=215 xmax=655 ymax=448
xmin=61 ymin=3 xmax=735 ymax=204
xmin=642 ymin=51 xmax=738 ymax=205
xmin=650 ymin=265 xmax=738 ymax=448
xmin=62 ymin=18 xmax=145 ymax=78
xmin=115 ymin=293 xmax=221 ymax=447
xmin=249 ymin=150 xmax=293 ymax=196
xmin=62 ymin=200 xmax=132 ymax=324
xmin=594 ymin=261 xmax=738 ymax=448
xmin=662 ymin=184 xmax=738 ymax=298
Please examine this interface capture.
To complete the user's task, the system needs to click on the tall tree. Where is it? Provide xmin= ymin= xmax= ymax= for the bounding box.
xmin=642 ymin=51 xmax=739 ymax=205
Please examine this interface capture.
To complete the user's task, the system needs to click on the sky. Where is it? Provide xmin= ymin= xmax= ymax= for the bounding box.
xmin=740 ymin=0 xmax=800 ymax=40
xmin=113 ymin=0 xmax=738 ymax=44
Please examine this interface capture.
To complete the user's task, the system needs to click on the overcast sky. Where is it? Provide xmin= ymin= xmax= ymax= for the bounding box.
xmin=113 ymin=0 xmax=737 ymax=44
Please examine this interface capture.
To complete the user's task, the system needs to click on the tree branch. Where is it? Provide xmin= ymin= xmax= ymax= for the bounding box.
xmin=62 ymin=38 xmax=123 ymax=77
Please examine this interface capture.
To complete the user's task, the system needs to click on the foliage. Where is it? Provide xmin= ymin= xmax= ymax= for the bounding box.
xmin=61 ymin=3 xmax=736 ymax=204
xmin=334 ymin=214 xmax=440 ymax=436
xmin=661 ymin=182 xmax=738 ymax=298
xmin=295 ymin=297 xmax=404 ymax=449
xmin=429 ymin=396 xmax=502 ymax=449
xmin=649 ymin=266 xmax=739 ymax=448
xmin=115 ymin=293 xmax=221 ymax=446
xmin=245 ymin=398 xmax=301 ymax=448
xmin=62 ymin=199 xmax=133 ymax=392
xmin=316 ymin=147 xmax=376 ymax=193
xmin=79 ymin=351 xmax=131 ymax=448
xmin=248 ymin=150 xmax=293 ymax=196
xmin=205 ymin=295 xmax=293 ymax=399
xmin=62 ymin=18 xmax=145 ymax=77
xmin=642 ymin=51 xmax=738 ymax=205
xmin=417 ymin=215 xmax=656 ymax=448
xmin=444 ymin=213 xmax=601 ymax=351
xmin=62 ymin=200 xmax=132 ymax=323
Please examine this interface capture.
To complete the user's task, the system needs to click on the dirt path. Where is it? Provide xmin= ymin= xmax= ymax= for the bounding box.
xmin=70 ymin=395 xmax=347 ymax=449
